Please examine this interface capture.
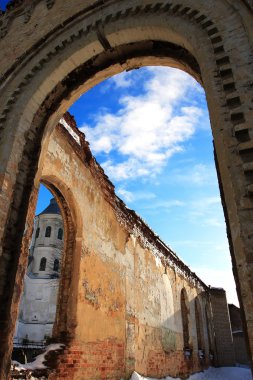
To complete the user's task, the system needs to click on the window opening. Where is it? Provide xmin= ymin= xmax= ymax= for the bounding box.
xmin=53 ymin=259 xmax=59 ymax=272
xmin=39 ymin=257 xmax=47 ymax=271
xmin=45 ymin=226 xmax=51 ymax=237
xmin=57 ymin=228 xmax=63 ymax=240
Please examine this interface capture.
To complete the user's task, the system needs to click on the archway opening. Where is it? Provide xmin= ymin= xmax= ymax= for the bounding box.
xmin=12 ymin=185 xmax=63 ymax=360
xmin=11 ymin=180 xmax=76 ymax=368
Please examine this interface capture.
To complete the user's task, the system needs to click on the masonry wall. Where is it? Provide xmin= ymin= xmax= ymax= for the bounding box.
xmin=209 ymin=288 xmax=235 ymax=367
xmin=229 ymin=304 xmax=250 ymax=365
xmin=30 ymin=116 xmax=217 ymax=379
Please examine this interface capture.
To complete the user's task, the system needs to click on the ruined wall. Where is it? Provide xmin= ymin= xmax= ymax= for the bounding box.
xmin=209 ymin=288 xmax=235 ymax=367
xmin=32 ymin=114 xmax=216 ymax=379
xmin=229 ymin=304 xmax=250 ymax=365
xmin=0 ymin=0 xmax=253 ymax=377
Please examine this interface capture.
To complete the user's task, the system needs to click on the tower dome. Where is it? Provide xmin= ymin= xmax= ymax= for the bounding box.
xmin=39 ymin=197 xmax=61 ymax=215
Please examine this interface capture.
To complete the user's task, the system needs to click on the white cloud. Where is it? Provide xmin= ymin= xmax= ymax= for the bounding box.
xmin=172 ymin=164 xmax=217 ymax=186
xmin=80 ymin=67 xmax=203 ymax=182
xmin=141 ymin=199 xmax=185 ymax=210
xmin=111 ymin=71 xmax=134 ymax=88
xmin=170 ymin=239 xmax=216 ymax=248
xmin=117 ymin=188 xmax=134 ymax=202
xmin=187 ymin=195 xmax=225 ymax=228
xmin=203 ymin=217 xmax=224 ymax=227
xmin=190 ymin=196 xmax=221 ymax=215
xmin=117 ymin=188 xmax=156 ymax=203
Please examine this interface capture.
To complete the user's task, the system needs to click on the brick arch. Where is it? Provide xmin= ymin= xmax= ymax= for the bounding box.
xmin=0 ymin=0 xmax=252 ymax=377
xmin=40 ymin=178 xmax=79 ymax=343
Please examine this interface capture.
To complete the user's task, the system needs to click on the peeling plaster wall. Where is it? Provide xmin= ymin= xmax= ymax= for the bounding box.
xmin=32 ymin=114 xmax=233 ymax=379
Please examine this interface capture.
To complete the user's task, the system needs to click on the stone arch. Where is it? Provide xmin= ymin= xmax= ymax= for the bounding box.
xmin=40 ymin=178 xmax=79 ymax=343
xmin=0 ymin=0 xmax=252 ymax=376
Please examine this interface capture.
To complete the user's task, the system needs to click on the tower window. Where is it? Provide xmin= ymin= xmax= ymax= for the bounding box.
xmin=39 ymin=257 xmax=47 ymax=271
xmin=35 ymin=227 xmax=40 ymax=238
xmin=57 ymin=228 xmax=63 ymax=240
xmin=45 ymin=226 xmax=51 ymax=237
xmin=53 ymin=259 xmax=59 ymax=272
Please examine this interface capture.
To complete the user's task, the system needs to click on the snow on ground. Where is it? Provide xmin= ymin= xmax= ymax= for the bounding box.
xmin=130 ymin=367 xmax=252 ymax=380
xmin=11 ymin=343 xmax=64 ymax=371
xmin=131 ymin=372 xmax=180 ymax=380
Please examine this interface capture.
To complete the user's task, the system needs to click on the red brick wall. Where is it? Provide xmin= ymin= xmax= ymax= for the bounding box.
xmin=146 ymin=350 xmax=208 ymax=378
xmin=49 ymin=339 xmax=125 ymax=380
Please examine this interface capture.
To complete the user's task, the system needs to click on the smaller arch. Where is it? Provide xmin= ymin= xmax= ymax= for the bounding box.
xmin=53 ymin=259 xmax=59 ymax=272
xmin=181 ymin=288 xmax=190 ymax=349
xmin=41 ymin=177 xmax=80 ymax=340
xmin=35 ymin=227 xmax=40 ymax=238
xmin=57 ymin=228 xmax=63 ymax=240
xmin=45 ymin=226 xmax=51 ymax=237
xmin=39 ymin=257 xmax=47 ymax=271
xmin=195 ymin=297 xmax=205 ymax=356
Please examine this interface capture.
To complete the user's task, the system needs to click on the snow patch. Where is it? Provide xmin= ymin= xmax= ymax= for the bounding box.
xmin=130 ymin=371 xmax=180 ymax=380
xmin=130 ymin=367 xmax=253 ymax=380
xmin=59 ymin=117 xmax=81 ymax=145
xmin=12 ymin=343 xmax=64 ymax=371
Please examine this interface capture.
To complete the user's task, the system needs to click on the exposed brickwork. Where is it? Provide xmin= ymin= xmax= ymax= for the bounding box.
xmin=48 ymin=340 xmax=125 ymax=380
xmin=146 ymin=351 xmax=207 ymax=379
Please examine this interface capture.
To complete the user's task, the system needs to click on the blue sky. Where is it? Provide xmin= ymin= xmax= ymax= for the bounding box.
xmin=3 ymin=0 xmax=236 ymax=305
xmin=0 ymin=0 xmax=9 ymax=10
